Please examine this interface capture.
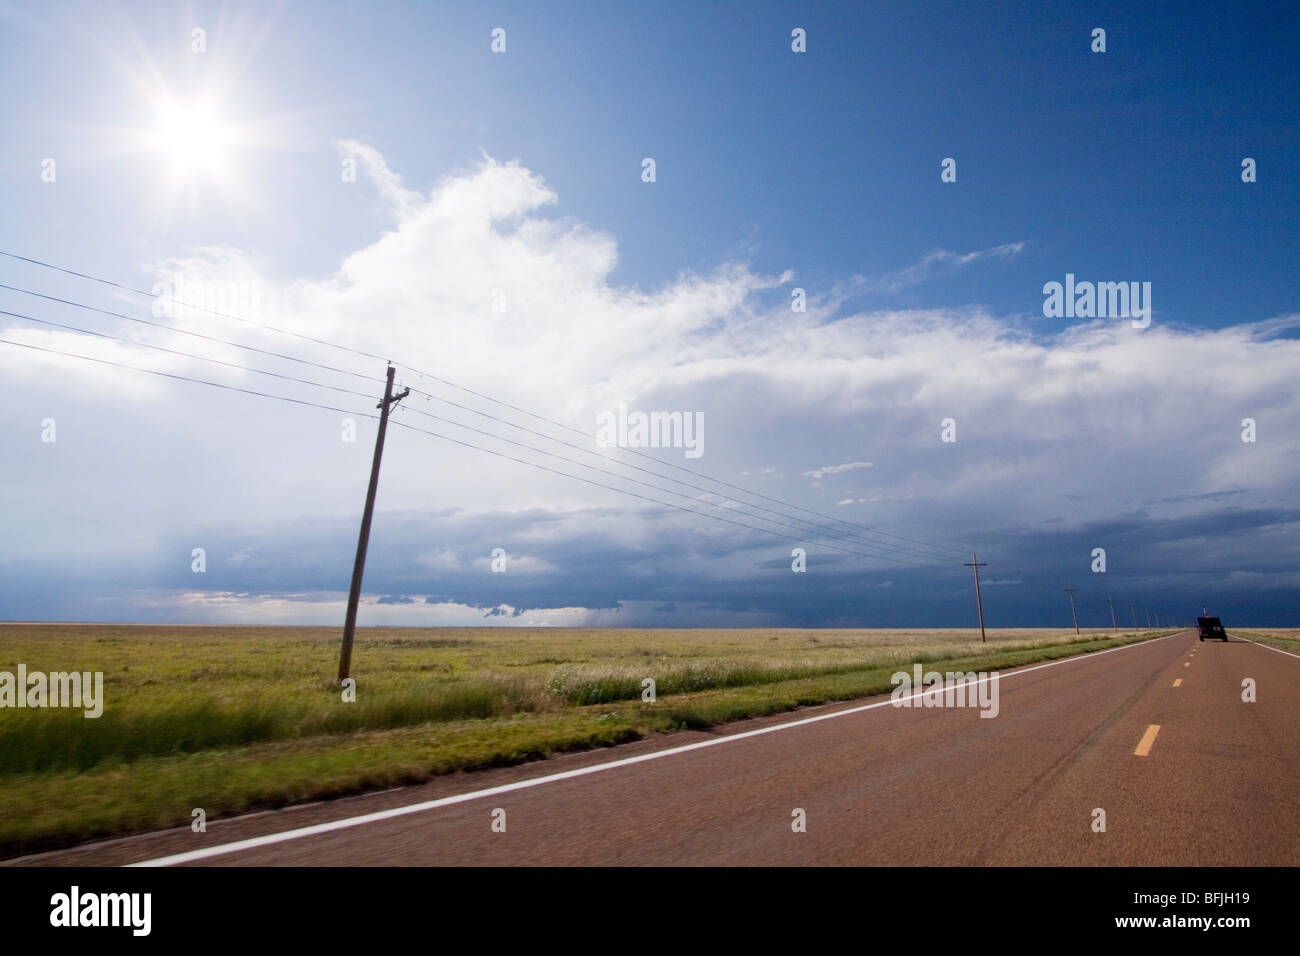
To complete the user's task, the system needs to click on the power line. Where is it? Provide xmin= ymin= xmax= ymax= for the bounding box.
xmin=0 ymin=335 xmax=929 ymax=566
xmin=0 ymin=281 xmax=386 ymax=386
xmin=389 ymin=418 xmax=929 ymax=564
xmin=4 ymin=268 xmax=949 ymax=558
xmin=2 ymin=253 xmax=969 ymax=557
xmin=1 ymin=251 xmax=972 ymax=559
xmin=0 ymin=335 xmax=374 ymax=419
xmin=392 ymin=388 xmax=951 ymax=561
xmin=386 ymin=402 xmax=935 ymax=566
xmin=0 ymin=307 xmax=376 ymax=403
xmin=401 ymin=371 xmax=971 ymax=558
xmin=0 ymin=302 xmax=935 ymax=564
xmin=0 ymin=251 xmax=390 ymax=365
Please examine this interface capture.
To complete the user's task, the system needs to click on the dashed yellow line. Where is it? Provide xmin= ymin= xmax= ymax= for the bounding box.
xmin=1173 ymin=678 xmax=1182 ymax=687
xmin=1184 ymin=661 xmax=1191 ymax=667
xmin=1134 ymin=724 xmax=1161 ymax=757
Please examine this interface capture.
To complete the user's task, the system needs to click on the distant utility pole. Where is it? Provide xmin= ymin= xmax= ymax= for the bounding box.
xmin=1131 ymin=603 xmax=1138 ymax=630
xmin=1108 ymin=596 xmax=1118 ymax=633
xmin=963 ymin=553 xmax=988 ymax=644
xmin=337 ymin=365 xmax=409 ymax=682
xmin=1064 ymin=587 xmax=1080 ymax=635
xmin=1145 ymin=609 xmax=1152 ymax=629
xmin=1154 ymin=611 xmax=1161 ymax=628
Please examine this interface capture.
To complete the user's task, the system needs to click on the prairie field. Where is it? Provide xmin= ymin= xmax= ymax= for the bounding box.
xmin=0 ymin=623 xmax=1211 ymax=855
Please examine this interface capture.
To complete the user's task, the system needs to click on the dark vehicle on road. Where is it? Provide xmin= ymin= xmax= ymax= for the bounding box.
xmin=1197 ymin=616 xmax=1228 ymax=641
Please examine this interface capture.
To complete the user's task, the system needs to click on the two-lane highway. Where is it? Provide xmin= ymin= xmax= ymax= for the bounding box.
xmin=14 ymin=631 xmax=1300 ymax=866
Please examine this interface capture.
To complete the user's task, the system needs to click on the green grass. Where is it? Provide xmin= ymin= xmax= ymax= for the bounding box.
xmin=0 ymin=623 xmax=1176 ymax=856
xmin=1232 ymin=629 xmax=1300 ymax=655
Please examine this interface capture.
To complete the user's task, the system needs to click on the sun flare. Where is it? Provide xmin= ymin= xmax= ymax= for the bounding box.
xmin=151 ymin=102 xmax=232 ymax=176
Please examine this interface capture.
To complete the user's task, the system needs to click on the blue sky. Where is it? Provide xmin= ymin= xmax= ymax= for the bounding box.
xmin=1 ymin=0 xmax=1297 ymax=627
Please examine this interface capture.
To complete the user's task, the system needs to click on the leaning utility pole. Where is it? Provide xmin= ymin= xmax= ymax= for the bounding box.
xmin=1064 ymin=587 xmax=1080 ymax=635
xmin=1145 ymin=609 xmax=1152 ymax=629
xmin=1131 ymin=603 xmax=1138 ymax=630
xmin=1108 ymin=596 xmax=1118 ymax=632
xmin=337 ymin=365 xmax=409 ymax=682
xmin=963 ymin=553 xmax=988 ymax=644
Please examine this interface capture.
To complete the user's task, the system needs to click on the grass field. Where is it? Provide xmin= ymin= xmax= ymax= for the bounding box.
xmin=1231 ymin=630 xmax=1300 ymax=654
xmin=0 ymin=623 xmax=1212 ymax=855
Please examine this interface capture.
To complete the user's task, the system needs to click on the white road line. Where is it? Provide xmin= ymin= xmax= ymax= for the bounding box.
xmin=1236 ymin=634 xmax=1300 ymax=660
xmin=130 ymin=631 xmax=1183 ymax=867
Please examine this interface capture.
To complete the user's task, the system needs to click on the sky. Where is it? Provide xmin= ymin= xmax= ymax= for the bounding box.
xmin=0 ymin=0 xmax=1297 ymax=628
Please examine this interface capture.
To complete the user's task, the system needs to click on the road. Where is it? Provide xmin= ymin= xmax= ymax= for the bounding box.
xmin=13 ymin=631 xmax=1300 ymax=866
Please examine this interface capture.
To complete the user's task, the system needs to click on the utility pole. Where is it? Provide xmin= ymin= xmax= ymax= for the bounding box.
xmin=1154 ymin=610 xmax=1160 ymax=628
xmin=1108 ymin=596 xmax=1118 ymax=632
xmin=1145 ymin=609 xmax=1152 ymax=629
xmin=1064 ymin=587 xmax=1080 ymax=635
xmin=963 ymin=553 xmax=987 ymax=644
xmin=1130 ymin=603 xmax=1138 ymax=630
xmin=337 ymin=365 xmax=409 ymax=682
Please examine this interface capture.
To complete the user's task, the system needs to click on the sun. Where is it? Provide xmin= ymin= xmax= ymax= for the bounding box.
xmin=151 ymin=101 xmax=233 ymax=177
xmin=87 ymin=17 xmax=321 ymax=225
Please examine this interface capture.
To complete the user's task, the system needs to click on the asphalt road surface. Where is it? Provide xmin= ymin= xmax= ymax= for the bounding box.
xmin=14 ymin=631 xmax=1300 ymax=866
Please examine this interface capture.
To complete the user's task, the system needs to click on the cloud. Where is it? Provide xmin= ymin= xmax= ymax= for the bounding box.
xmin=803 ymin=461 xmax=874 ymax=485
xmin=855 ymin=241 xmax=1026 ymax=295
xmin=3 ymin=147 xmax=1298 ymax=625
xmin=335 ymin=139 xmax=422 ymax=217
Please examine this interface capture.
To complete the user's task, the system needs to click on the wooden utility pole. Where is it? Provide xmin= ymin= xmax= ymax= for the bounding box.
xmin=963 ymin=553 xmax=987 ymax=643
xmin=1064 ymin=587 xmax=1080 ymax=635
xmin=1131 ymin=603 xmax=1138 ymax=630
xmin=338 ymin=365 xmax=409 ymax=682
xmin=1108 ymin=596 xmax=1118 ymax=632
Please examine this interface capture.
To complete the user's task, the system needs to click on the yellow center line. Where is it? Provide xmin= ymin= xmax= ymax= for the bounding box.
xmin=1173 ymin=678 xmax=1183 ymax=686
xmin=1134 ymin=724 xmax=1161 ymax=757
xmin=1184 ymin=662 xmax=1191 ymax=667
